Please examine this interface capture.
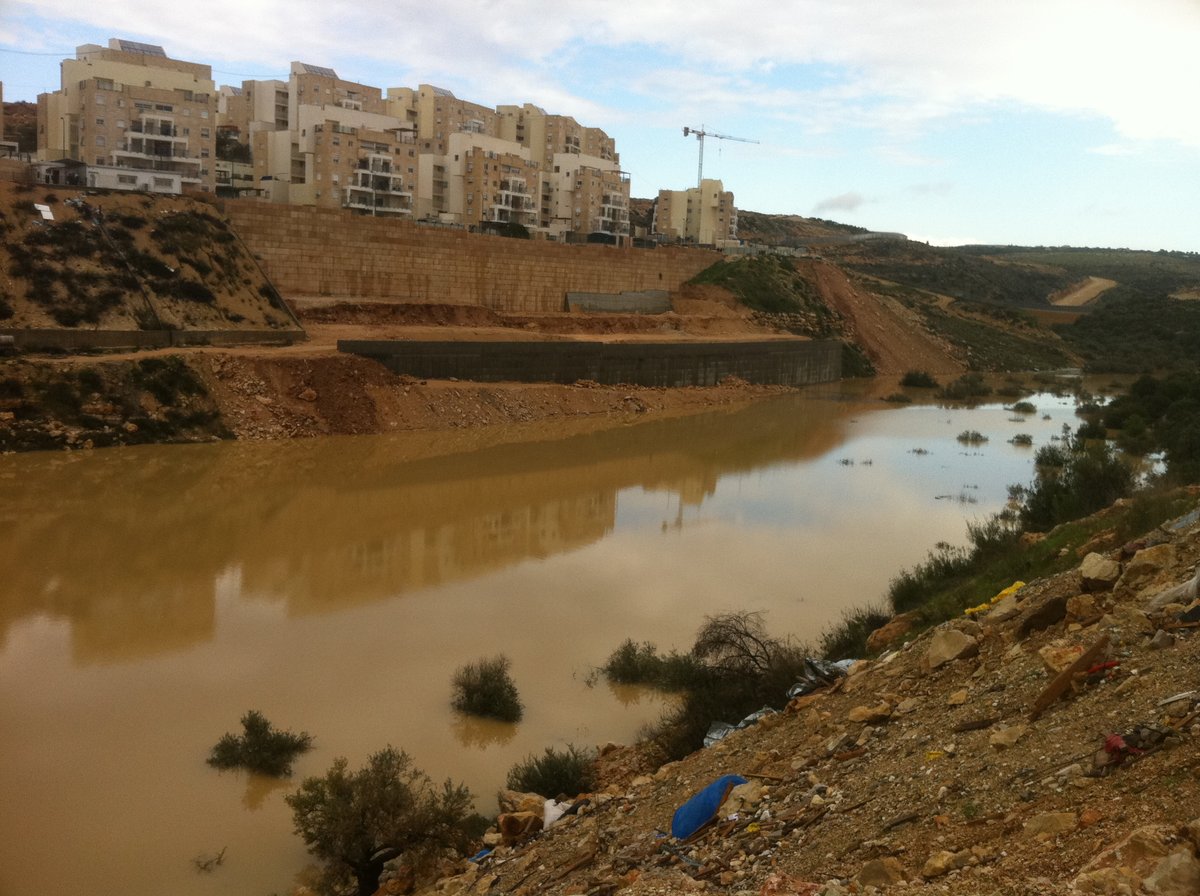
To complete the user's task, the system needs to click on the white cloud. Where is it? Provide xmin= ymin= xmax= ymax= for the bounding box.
xmin=814 ymin=192 xmax=868 ymax=213
xmin=10 ymin=0 xmax=1199 ymax=147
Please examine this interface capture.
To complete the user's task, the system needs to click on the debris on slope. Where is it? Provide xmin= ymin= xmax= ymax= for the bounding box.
xmin=410 ymin=501 xmax=1200 ymax=896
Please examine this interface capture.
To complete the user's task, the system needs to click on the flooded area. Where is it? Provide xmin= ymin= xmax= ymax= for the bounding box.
xmin=0 ymin=383 xmax=1083 ymax=896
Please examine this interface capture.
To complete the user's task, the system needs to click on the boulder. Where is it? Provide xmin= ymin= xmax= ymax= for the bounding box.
xmin=496 ymin=789 xmax=544 ymax=815
xmin=497 ymin=811 xmax=542 ymax=844
xmin=1080 ymin=552 xmax=1121 ymax=592
xmin=926 ymin=629 xmax=979 ymax=669
xmin=1039 ymin=643 xmax=1085 ymax=673
xmin=1117 ymin=544 xmax=1177 ymax=593
xmin=847 ymin=702 xmax=892 ymax=724
xmin=856 ymin=857 xmax=907 ymax=887
xmin=1023 ymin=812 xmax=1077 ymax=837
xmin=866 ymin=612 xmax=918 ymax=653
xmin=1142 ymin=850 xmax=1200 ymax=896
xmin=1067 ymin=593 xmax=1100 ymax=622
xmin=921 ymin=849 xmax=971 ymax=878
xmin=1016 ymin=594 xmax=1070 ymax=639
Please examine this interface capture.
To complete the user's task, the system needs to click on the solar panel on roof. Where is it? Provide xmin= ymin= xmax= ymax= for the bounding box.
xmin=299 ymin=63 xmax=338 ymax=78
xmin=116 ymin=39 xmax=166 ymax=56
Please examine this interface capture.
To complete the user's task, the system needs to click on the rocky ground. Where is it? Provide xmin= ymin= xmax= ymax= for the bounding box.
xmin=403 ymin=500 xmax=1200 ymax=896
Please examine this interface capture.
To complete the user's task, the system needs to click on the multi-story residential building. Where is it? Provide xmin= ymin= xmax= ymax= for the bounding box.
xmin=217 ymin=79 xmax=289 ymax=144
xmin=36 ymin=39 xmax=217 ymax=192
xmin=653 ymin=179 xmax=738 ymax=246
xmin=251 ymin=63 xmax=418 ymax=215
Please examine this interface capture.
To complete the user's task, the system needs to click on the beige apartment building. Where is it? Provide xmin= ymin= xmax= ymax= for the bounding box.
xmin=36 ymin=39 xmax=217 ymax=192
xmin=32 ymin=40 xmax=635 ymax=236
xmin=653 ymin=179 xmax=738 ymax=246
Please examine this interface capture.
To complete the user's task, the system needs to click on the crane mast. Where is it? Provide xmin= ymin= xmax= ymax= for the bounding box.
xmin=682 ymin=126 xmax=759 ymax=188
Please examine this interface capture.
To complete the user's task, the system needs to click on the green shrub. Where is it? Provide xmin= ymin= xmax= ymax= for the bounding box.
xmin=901 ymin=370 xmax=939 ymax=388
xmin=1009 ymin=433 xmax=1033 ymax=446
xmin=207 ymin=709 xmax=313 ymax=777
xmin=818 ymin=604 xmax=891 ymax=659
xmin=450 ymin=655 xmax=523 ymax=722
xmin=956 ymin=430 xmax=988 ymax=445
xmin=287 ymin=747 xmax=475 ymax=896
xmin=506 ymin=744 xmax=596 ymax=798
xmin=1010 ymin=401 xmax=1037 ymax=415
xmin=940 ymin=373 xmax=991 ymax=401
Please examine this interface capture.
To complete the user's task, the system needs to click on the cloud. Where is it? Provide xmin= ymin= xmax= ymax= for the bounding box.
xmin=814 ymin=192 xmax=868 ymax=213
xmin=8 ymin=0 xmax=1200 ymax=148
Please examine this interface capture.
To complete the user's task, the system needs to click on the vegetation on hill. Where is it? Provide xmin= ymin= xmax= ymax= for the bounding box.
xmin=1056 ymin=293 xmax=1200 ymax=372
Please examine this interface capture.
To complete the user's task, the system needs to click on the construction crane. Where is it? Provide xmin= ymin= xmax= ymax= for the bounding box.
xmin=683 ymin=125 xmax=759 ymax=188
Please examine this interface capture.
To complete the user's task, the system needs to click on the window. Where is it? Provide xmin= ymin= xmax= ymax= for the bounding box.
xmin=95 ymin=135 xmax=106 ymax=147
xmin=201 ymin=128 xmax=210 ymax=138
xmin=96 ymin=118 xmax=105 ymax=126
xmin=200 ymin=110 xmax=209 ymax=119
xmin=201 ymin=148 xmax=209 ymax=158
xmin=118 ymin=174 xmax=137 ymax=184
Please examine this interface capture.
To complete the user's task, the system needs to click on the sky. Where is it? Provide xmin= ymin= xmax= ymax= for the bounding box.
xmin=2 ymin=0 xmax=1198 ymax=251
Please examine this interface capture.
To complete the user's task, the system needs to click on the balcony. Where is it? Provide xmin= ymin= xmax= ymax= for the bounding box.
xmin=344 ymin=185 xmax=413 ymax=216
xmin=127 ymin=120 xmax=186 ymax=141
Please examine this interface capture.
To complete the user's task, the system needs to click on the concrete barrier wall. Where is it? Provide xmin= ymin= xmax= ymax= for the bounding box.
xmin=225 ymin=201 xmax=719 ymax=313
xmin=2 ymin=328 xmax=304 ymax=351
xmin=566 ymin=290 xmax=673 ymax=314
xmin=339 ymin=339 xmax=842 ymax=388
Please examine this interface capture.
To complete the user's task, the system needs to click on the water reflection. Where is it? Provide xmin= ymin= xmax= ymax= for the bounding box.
xmin=0 ymin=384 xmax=1082 ymax=896
xmin=0 ymin=387 xmax=860 ymax=662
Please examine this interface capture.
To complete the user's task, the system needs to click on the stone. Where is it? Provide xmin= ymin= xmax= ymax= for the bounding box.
xmin=1080 ymin=808 xmax=1105 ymax=827
xmin=1023 ymin=811 xmax=1077 ymax=837
xmin=1142 ymin=850 xmax=1200 ymax=896
xmin=299 ymin=387 xmax=318 ymax=402
xmin=986 ymin=595 xmax=1022 ymax=622
xmin=1039 ymin=643 xmax=1085 ymax=673
xmin=497 ymin=811 xmax=542 ymax=844
xmin=921 ymin=849 xmax=971 ymax=878
xmin=725 ymin=781 xmax=765 ymax=815
xmin=856 ymin=857 xmax=907 ymax=887
xmin=1117 ymin=544 xmax=1177 ymax=593
xmin=1149 ymin=629 xmax=1176 ymax=650
xmin=1067 ymin=593 xmax=1100 ymax=621
xmin=896 ymin=697 xmax=921 ymax=714
xmin=926 ymin=629 xmax=979 ymax=669
xmin=1101 ymin=605 xmax=1154 ymax=639
xmin=989 ymin=723 xmax=1027 ymax=750
xmin=1071 ymin=866 xmax=1142 ymax=894
xmin=847 ymin=702 xmax=892 ymax=724
xmin=946 ymin=689 xmax=969 ymax=706
xmin=1080 ymin=552 xmax=1122 ymax=592
xmin=866 ymin=612 xmax=918 ymax=653
xmin=496 ymin=789 xmax=544 ymax=815
xmin=1016 ymin=594 xmax=1070 ymax=639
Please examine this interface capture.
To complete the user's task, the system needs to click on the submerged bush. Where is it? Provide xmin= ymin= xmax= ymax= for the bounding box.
xmin=506 ymin=744 xmax=596 ymax=798
xmin=208 ymin=709 xmax=313 ymax=777
xmin=901 ymin=370 xmax=939 ymax=388
xmin=451 ymin=654 xmax=523 ymax=722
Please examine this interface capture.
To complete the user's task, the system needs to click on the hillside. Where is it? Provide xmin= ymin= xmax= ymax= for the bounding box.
xmin=0 ymin=181 xmax=297 ymax=332
xmin=421 ymin=496 xmax=1200 ymax=896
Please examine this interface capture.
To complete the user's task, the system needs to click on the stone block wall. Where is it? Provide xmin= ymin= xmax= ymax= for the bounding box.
xmin=225 ymin=201 xmax=720 ymax=313
xmin=339 ymin=339 xmax=842 ymax=388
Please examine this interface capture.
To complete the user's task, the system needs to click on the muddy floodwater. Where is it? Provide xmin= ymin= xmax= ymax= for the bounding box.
xmin=0 ymin=383 xmax=1083 ymax=896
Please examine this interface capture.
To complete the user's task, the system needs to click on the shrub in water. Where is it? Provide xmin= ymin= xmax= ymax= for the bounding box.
xmin=901 ymin=370 xmax=939 ymax=388
xmin=506 ymin=744 xmax=596 ymax=799
xmin=208 ymin=709 xmax=313 ymax=777
xmin=451 ymin=654 xmax=523 ymax=722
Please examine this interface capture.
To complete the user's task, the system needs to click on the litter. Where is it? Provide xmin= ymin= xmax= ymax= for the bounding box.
xmin=703 ymin=707 xmax=777 ymax=747
xmin=787 ymin=658 xmax=853 ymax=699
xmin=671 ymin=774 xmax=748 ymax=840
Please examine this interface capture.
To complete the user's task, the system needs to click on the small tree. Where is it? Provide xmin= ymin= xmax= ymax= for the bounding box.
xmin=208 ymin=710 xmax=312 ymax=777
xmin=287 ymin=747 xmax=475 ymax=896
xmin=506 ymin=744 xmax=596 ymax=799
xmin=451 ymin=655 xmax=523 ymax=722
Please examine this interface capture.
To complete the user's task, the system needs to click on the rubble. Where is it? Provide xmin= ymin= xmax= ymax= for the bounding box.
xmin=406 ymin=502 xmax=1200 ymax=896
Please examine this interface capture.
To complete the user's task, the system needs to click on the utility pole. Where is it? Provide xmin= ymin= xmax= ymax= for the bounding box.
xmin=682 ymin=126 xmax=758 ymax=188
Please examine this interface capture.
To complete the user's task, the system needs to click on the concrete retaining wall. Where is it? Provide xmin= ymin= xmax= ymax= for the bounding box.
xmin=339 ymin=339 xmax=842 ymax=388
xmin=565 ymin=290 xmax=672 ymax=314
xmin=1 ymin=328 xmax=304 ymax=352
xmin=225 ymin=201 xmax=719 ymax=313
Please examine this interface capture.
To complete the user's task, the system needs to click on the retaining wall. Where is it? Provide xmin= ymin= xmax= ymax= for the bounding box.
xmin=225 ymin=201 xmax=719 ymax=313
xmin=339 ymin=339 xmax=842 ymax=388
xmin=1 ymin=327 xmax=304 ymax=352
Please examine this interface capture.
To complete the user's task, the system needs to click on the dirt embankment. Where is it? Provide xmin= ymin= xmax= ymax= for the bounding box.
xmin=419 ymin=499 xmax=1200 ymax=896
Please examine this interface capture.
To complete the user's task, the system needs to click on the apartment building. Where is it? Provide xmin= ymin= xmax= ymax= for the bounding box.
xmin=36 ymin=39 xmax=217 ymax=192
xmin=217 ymin=79 xmax=288 ymax=144
xmin=247 ymin=63 xmax=419 ymax=215
xmin=653 ymin=179 xmax=738 ymax=246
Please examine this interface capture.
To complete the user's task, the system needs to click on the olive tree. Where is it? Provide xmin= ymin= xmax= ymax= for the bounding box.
xmin=286 ymin=746 xmax=475 ymax=896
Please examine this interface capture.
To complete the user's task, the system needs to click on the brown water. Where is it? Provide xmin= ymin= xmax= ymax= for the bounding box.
xmin=0 ymin=384 xmax=1078 ymax=896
